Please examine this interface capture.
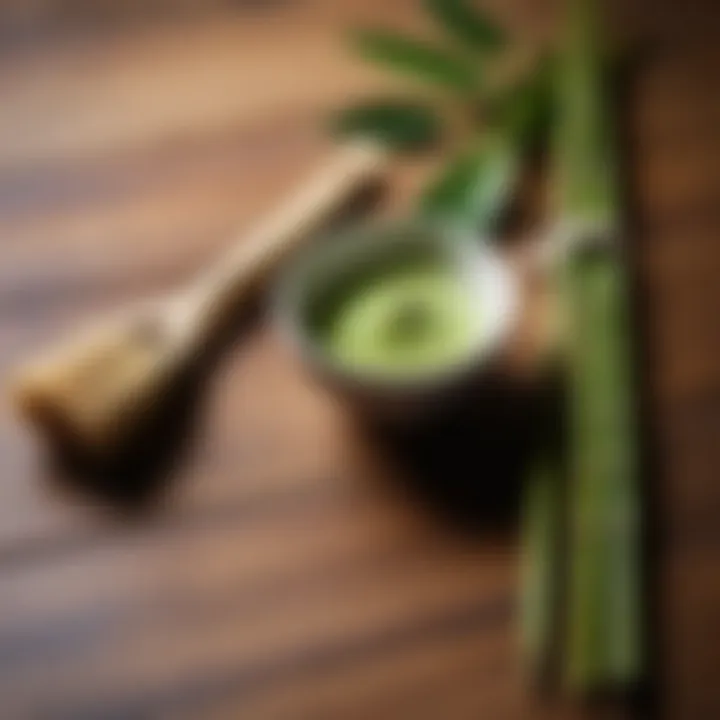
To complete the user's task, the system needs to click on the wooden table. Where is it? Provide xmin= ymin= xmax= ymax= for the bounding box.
xmin=0 ymin=1 xmax=718 ymax=717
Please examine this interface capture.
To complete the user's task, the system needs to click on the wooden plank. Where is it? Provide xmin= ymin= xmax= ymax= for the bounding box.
xmin=658 ymin=410 xmax=720 ymax=543
xmin=0 ymin=533 xmax=514 ymax=716
xmin=0 ymin=0 xmax=718 ymax=718
xmin=663 ymin=543 xmax=720 ymax=719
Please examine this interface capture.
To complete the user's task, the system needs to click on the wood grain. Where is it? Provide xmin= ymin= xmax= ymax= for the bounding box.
xmin=0 ymin=0 xmax=719 ymax=718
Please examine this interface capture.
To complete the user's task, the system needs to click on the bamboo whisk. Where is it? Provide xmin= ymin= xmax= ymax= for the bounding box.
xmin=11 ymin=142 xmax=386 ymax=460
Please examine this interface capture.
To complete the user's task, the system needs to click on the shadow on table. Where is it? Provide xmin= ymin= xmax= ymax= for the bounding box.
xmin=360 ymin=372 xmax=565 ymax=535
xmin=45 ymin=180 xmax=386 ymax=512
xmin=47 ymin=360 xmax=210 ymax=511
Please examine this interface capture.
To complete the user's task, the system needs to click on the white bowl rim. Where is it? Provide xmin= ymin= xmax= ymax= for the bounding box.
xmin=272 ymin=218 xmax=520 ymax=395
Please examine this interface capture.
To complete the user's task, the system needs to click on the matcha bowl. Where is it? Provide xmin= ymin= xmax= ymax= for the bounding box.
xmin=273 ymin=221 xmax=519 ymax=424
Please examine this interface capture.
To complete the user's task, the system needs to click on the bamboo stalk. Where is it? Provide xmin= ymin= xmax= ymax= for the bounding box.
xmin=520 ymin=441 xmax=564 ymax=680
xmin=555 ymin=0 xmax=642 ymax=691
xmin=563 ymin=250 xmax=641 ymax=689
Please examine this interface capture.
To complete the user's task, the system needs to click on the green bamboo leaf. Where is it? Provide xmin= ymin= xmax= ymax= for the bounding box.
xmin=419 ymin=61 xmax=552 ymax=230
xmin=424 ymin=0 xmax=505 ymax=52
xmin=420 ymin=132 xmax=520 ymax=232
xmin=330 ymin=99 xmax=443 ymax=151
xmin=352 ymin=29 xmax=479 ymax=92
xmin=496 ymin=56 xmax=554 ymax=141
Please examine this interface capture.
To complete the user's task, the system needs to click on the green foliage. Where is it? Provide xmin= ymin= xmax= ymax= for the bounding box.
xmin=336 ymin=2 xmax=551 ymax=229
xmin=496 ymin=57 xmax=554 ymax=141
xmin=420 ymin=132 xmax=519 ymax=231
xmin=424 ymin=0 xmax=505 ymax=52
xmin=420 ymin=65 xmax=552 ymax=229
xmin=331 ymin=99 xmax=443 ymax=151
xmin=351 ymin=29 xmax=479 ymax=92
